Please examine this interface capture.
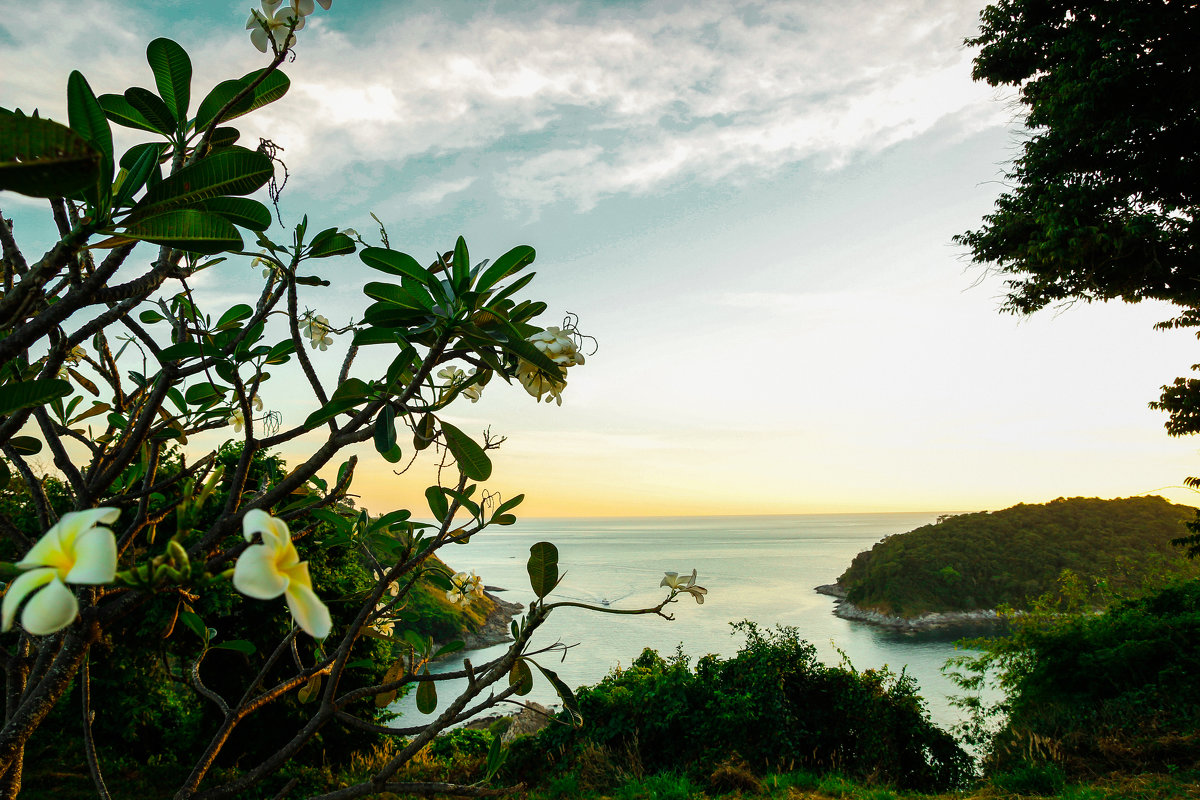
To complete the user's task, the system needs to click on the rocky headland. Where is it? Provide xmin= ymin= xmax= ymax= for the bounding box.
xmin=814 ymin=583 xmax=1005 ymax=631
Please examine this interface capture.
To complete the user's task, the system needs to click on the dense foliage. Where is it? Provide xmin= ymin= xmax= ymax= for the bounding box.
xmin=505 ymin=623 xmax=972 ymax=793
xmin=837 ymin=496 xmax=1198 ymax=617
xmin=956 ymin=0 xmax=1200 ymax=315
xmin=953 ymin=578 xmax=1200 ymax=778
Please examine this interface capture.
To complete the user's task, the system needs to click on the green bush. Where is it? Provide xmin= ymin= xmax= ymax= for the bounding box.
xmin=992 ymin=762 xmax=1067 ymax=796
xmin=505 ymin=622 xmax=971 ymax=792
xmin=971 ymin=578 xmax=1200 ymax=776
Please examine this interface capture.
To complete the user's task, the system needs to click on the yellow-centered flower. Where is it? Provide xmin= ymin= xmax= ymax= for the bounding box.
xmin=2 ymin=509 xmax=119 ymax=636
xmin=233 ymin=509 xmax=331 ymax=638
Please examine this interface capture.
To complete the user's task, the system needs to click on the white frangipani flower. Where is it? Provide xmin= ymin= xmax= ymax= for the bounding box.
xmin=301 ymin=313 xmax=333 ymax=351
xmin=1 ymin=509 xmax=120 ymax=636
xmin=251 ymin=250 xmax=276 ymax=279
xmin=461 ymin=371 xmax=484 ymax=403
xmin=517 ymin=326 xmax=584 ymax=405
xmin=530 ymin=327 xmax=585 ymax=368
xmin=233 ymin=509 xmax=332 ymax=638
xmin=445 ymin=571 xmax=475 ymax=605
xmin=660 ymin=569 xmax=707 ymax=604
xmin=251 ymin=395 xmax=264 ymax=412
xmin=517 ymin=360 xmax=566 ymax=406
xmin=246 ymin=2 xmax=306 ymax=53
xmin=228 ymin=407 xmax=246 ymax=432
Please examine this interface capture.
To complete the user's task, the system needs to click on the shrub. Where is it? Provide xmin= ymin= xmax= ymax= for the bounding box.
xmin=505 ymin=622 xmax=972 ymax=792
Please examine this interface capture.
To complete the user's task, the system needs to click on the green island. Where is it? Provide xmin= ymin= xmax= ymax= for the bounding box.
xmin=823 ymin=496 xmax=1200 ymax=623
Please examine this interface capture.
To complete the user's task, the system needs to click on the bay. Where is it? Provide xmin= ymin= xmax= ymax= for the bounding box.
xmin=391 ymin=513 xmax=991 ymax=732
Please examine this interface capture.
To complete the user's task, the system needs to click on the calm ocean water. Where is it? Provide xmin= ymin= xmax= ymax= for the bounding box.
xmin=392 ymin=513 xmax=990 ymax=731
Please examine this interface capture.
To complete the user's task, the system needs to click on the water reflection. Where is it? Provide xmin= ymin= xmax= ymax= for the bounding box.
xmin=390 ymin=514 xmax=999 ymax=732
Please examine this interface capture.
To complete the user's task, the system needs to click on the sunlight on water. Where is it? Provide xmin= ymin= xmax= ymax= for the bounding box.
xmin=392 ymin=513 xmax=995 ymax=732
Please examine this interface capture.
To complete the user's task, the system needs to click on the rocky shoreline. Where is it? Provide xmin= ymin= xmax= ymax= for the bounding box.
xmin=438 ymin=589 xmax=524 ymax=654
xmin=814 ymin=583 xmax=1006 ymax=631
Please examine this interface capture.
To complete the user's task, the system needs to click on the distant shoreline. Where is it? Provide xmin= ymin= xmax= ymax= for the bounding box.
xmin=814 ymin=584 xmax=1006 ymax=631
xmin=437 ymin=589 xmax=523 ymax=655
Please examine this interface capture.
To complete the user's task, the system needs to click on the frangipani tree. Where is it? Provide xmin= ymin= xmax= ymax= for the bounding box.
xmin=0 ymin=5 xmax=704 ymax=798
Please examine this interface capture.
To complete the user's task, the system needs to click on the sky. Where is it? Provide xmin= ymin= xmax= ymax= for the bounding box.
xmin=4 ymin=0 xmax=1200 ymax=517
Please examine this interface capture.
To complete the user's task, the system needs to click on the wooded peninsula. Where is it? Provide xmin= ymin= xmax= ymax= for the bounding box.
xmin=830 ymin=496 xmax=1200 ymax=618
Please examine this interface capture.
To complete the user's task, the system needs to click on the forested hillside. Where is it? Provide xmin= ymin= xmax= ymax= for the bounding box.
xmin=836 ymin=497 xmax=1200 ymax=617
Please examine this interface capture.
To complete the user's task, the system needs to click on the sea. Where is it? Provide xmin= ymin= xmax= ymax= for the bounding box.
xmin=390 ymin=513 xmax=996 ymax=733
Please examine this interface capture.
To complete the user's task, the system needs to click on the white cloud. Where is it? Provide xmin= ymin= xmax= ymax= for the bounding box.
xmin=408 ymin=177 xmax=477 ymax=207
xmin=249 ymin=0 xmax=1011 ymax=209
xmin=2 ymin=1 xmax=1011 ymax=212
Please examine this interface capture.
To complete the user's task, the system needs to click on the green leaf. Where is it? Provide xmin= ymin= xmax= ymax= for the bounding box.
xmin=124 ymin=87 xmax=176 ymax=136
xmin=184 ymin=382 xmax=225 ymax=405
xmin=113 ymin=141 xmax=167 ymax=209
xmin=146 ymin=38 xmax=191 ymax=125
xmin=415 ymin=667 xmax=437 ymax=714
xmin=210 ymin=127 xmax=240 ymax=150
xmin=119 ymin=142 xmax=167 ymax=171
xmin=452 ymin=235 xmax=470 ymax=294
xmin=370 ymin=509 xmax=411 ymax=532
xmin=425 ymin=486 xmax=448 ymax=522
xmin=485 ymin=724 xmax=505 ymax=779
xmin=117 ymin=209 xmax=243 ymax=255
xmin=531 ymin=661 xmax=582 ymax=726
xmin=195 ymin=69 xmax=290 ymax=131
xmin=194 ymin=79 xmax=253 ymax=132
xmin=0 ymin=114 xmax=102 ymax=198
xmin=380 ymin=443 xmax=403 ymax=464
xmin=485 ymin=729 xmax=505 ymax=780
xmin=493 ymin=514 xmax=517 ymax=526
xmin=9 ymin=436 xmax=40 ymax=455
xmin=178 ymin=610 xmax=207 ymax=642
xmin=374 ymin=406 xmax=396 ymax=455
xmin=297 ymin=673 xmax=322 ymax=704
xmin=303 ymin=397 xmax=365 ymax=429
xmin=440 ymin=421 xmax=492 ymax=481
xmin=476 ymin=244 xmax=536 ymax=293
xmin=510 ymin=620 xmax=519 ymax=640
xmin=265 ymin=339 xmax=296 ymax=365
xmin=139 ymin=309 xmax=165 ymax=324
xmin=363 ymin=281 xmax=432 ymax=310
xmin=331 ymin=378 xmax=371 ymax=401
xmin=158 ymin=341 xmax=208 ymax=362
xmin=130 ymin=146 xmax=273 ymax=219
xmin=509 ymin=659 xmax=534 ymax=696
xmin=215 ymin=304 xmax=253 ymax=330
xmin=353 ymin=327 xmax=409 ymax=347
xmin=494 ymin=494 xmax=525 ymax=516
xmin=413 ymin=413 xmax=436 ymax=451
xmin=211 ymin=639 xmax=256 ymax=655
xmin=98 ymin=94 xmax=162 ymax=134
xmin=0 ymin=379 xmax=71 ymax=418
xmin=527 ymin=542 xmax=559 ymax=599
xmin=67 ymin=71 xmax=112 ymax=165
xmin=309 ymin=232 xmax=356 ymax=259
xmin=360 ymin=248 xmax=432 ymax=284
xmin=193 ymin=197 xmax=271 ymax=231
xmin=432 ymin=640 xmax=464 ymax=659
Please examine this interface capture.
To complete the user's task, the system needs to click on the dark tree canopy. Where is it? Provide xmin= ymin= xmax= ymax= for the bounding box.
xmin=956 ymin=0 xmax=1200 ymax=315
